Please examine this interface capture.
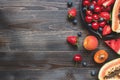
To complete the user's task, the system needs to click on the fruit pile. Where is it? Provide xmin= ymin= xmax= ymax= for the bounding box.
xmin=82 ymin=0 xmax=115 ymax=36
xmin=66 ymin=0 xmax=120 ymax=79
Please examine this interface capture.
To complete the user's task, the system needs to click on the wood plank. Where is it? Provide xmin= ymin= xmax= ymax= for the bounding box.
xmin=0 ymin=68 xmax=98 ymax=80
xmin=0 ymin=31 xmax=87 ymax=51
xmin=0 ymin=30 xmax=114 ymax=51
xmin=0 ymin=10 xmax=83 ymax=31
xmin=0 ymin=50 xmax=118 ymax=68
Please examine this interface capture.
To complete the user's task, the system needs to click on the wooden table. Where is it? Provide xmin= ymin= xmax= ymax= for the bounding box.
xmin=0 ymin=0 xmax=118 ymax=80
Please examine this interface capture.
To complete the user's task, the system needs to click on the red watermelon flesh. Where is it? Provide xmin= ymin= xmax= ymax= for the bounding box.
xmin=105 ymin=38 xmax=120 ymax=55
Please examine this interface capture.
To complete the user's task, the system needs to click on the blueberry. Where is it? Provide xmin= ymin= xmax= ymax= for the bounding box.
xmin=89 ymin=5 xmax=94 ymax=10
xmin=91 ymin=70 xmax=96 ymax=76
xmin=88 ymin=24 xmax=92 ymax=27
xmin=82 ymin=61 xmax=87 ymax=67
xmin=77 ymin=32 xmax=82 ymax=37
xmin=72 ymin=19 xmax=77 ymax=25
xmin=67 ymin=1 xmax=73 ymax=8
xmin=98 ymin=27 xmax=103 ymax=32
xmin=83 ymin=7 xmax=87 ymax=11
xmin=99 ymin=17 xmax=104 ymax=22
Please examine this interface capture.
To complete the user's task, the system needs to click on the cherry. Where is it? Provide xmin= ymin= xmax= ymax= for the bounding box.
xmin=92 ymin=22 xmax=99 ymax=30
xmin=91 ymin=0 xmax=97 ymax=6
xmin=85 ymin=16 xmax=93 ymax=23
xmin=92 ymin=14 xmax=99 ymax=20
xmin=94 ymin=6 xmax=101 ymax=12
xmin=73 ymin=54 xmax=82 ymax=62
xmin=99 ymin=21 xmax=106 ymax=28
xmin=86 ymin=10 xmax=92 ymax=16
xmin=83 ymin=0 xmax=90 ymax=6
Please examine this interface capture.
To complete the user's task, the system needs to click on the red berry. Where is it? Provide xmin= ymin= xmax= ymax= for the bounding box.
xmin=94 ymin=6 xmax=101 ymax=12
xmin=100 ymin=12 xmax=110 ymax=20
xmin=102 ymin=25 xmax=112 ymax=36
xmin=92 ymin=14 xmax=99 ymax=20
xmin=97 ymin=0 xmax=105 ymax=6
xmin=101 ymin=6 xmax=111 ymax=12
xmin=83 ymin=0 xmax=90 ymax=6
xmin=67 ymin=36 xmax=78 ymax=45
xmin=91 ymin=0 xmax=97 ymax=6
xmin=92 ymin=22 xmax=99 ymax=30
xmin=85 ymin=16 xmax=93 ymax=23
xmin=73 ymin=54 xmax=82 ymax=62
xmin=99 ymin=21 xmax=106 ymax=28
xmin=86 ymin=10 xmax=92 ymax=16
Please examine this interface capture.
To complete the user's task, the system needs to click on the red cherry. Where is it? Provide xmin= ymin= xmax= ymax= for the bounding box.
xmin=83 ymin=0 xmax=90 ymax=6
xmin=73 ymin=54 xmax=82 ymax=62
xmin=86 ymin=10 xmax=92 ymax=16
xmin=92 ymin=22 xmax=99 ymax=30
xmin=94 ymin=6 xmax=101 ymax=12
xmin=85 ymin=16 xmax=93 ymax=23
xmin=91 ymin=0 xmax=97 ymax=6
xmin=99 ymin=21 xmax=106 ymax=28
xmin=92 ymin=14 xmax=99 ymax=20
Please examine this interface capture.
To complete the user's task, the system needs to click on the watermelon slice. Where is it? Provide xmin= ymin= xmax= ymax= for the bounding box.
xmin=105 ymin=38 xmax=120 ymax=55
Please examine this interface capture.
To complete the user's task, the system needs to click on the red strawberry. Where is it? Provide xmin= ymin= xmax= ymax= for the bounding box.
xmin=97 ymin=0 xmax=106 ymax=6
xmin=67 ymin=36 xmax=78 ymax=45
xmin=100 ymin=12 xmax=110 ymax=20
xmin=103 ymin=0 xmax=115 ymax=7
xmin=102 ymin=25 xmax=112 ymax=36
xmin=68 ymin=8 xmax=77 ymax=18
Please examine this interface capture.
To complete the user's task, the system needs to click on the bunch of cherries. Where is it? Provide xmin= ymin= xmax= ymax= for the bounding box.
xmin=82 ymin=0 xmax=115 ymax=36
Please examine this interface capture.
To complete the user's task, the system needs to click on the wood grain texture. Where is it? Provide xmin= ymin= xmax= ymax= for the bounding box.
xmin=0 ymin=0 xmax=118 ymax=80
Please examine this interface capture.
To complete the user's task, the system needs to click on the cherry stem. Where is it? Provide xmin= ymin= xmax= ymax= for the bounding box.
xmin=75 ymin=61 xmax=78 ymax=67
xmin=76 ymin=43 xmax=80 ymax=49
xmin=76 ymin=37 xmax=80 ymax=49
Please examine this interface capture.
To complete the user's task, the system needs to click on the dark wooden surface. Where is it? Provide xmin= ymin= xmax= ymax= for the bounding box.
xmin=0 ymin=0 xmax=118 ymax=80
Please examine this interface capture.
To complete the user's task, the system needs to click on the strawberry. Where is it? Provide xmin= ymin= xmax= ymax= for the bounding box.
xmin=100 ymin=12 xmax=110 ymax=20
xmin=67 ymin=36 xmax=78 ymax=45
xmin=68 ymin=7 xmax=77 ymax=18
xmin=102 ymin=25 xmax=111 ymax=36
xmin=97 ymin=0 xmax=106 ymax=6
xmin=103 ymin=0 xmax=115 ymax=7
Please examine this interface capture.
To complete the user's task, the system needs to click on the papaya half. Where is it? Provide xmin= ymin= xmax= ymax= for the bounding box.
xmin=98 ymin=58 xmax=120 ymax=80
xmin=112 ymin=0 xmax=120 ymax=33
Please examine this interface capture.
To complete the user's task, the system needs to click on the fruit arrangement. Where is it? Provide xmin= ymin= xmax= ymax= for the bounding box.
xmin=98 ymin=58 xmax=120 ymax=80
xmin=80 ymin=0 xmax=119 ymax=38
xmin=66 ymin=0 xmax=120 ymax=80
xmin=105 ymin=38 xmax=120 ymax=55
